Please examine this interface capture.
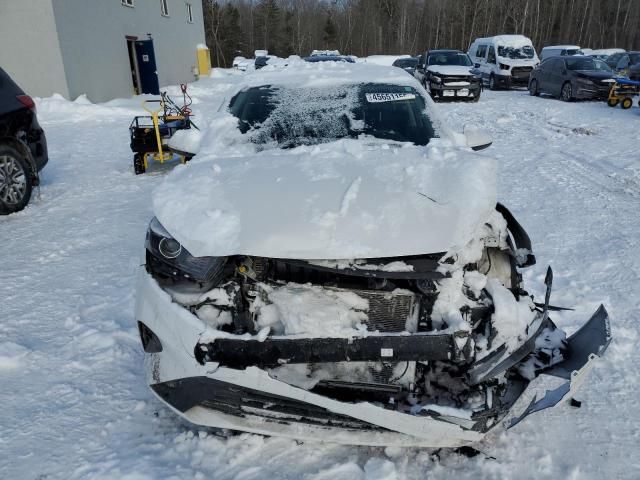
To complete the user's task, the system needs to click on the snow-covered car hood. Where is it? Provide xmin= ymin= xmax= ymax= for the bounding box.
xmin=498 ymin=57 xmax=539 ymax=67
xmin=427 ymin=65 xmax=473 ymax=76
xmin=153 ymin=139 xmax=497 ymax=259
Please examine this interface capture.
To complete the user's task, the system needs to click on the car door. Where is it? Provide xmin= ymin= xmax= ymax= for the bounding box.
xmin=473 ymin=45 xmax=488 ymax=79
xmin=534 ymin=60 xmax=550 ymax=92
xmin=546 ymin=58 xmax=566 ymax=97
xmin=486 ymin=45 xmax=497 ymax=75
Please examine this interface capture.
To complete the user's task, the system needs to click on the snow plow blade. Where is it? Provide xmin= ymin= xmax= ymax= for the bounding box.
xmin=507 ymin=304 xmax=611 ymax=428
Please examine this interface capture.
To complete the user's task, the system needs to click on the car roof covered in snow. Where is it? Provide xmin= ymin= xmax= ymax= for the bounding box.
xmin=473 ymin=35 xmax=534 ymax=46
xmin=543 ymin=45 xmax=581 ymax=50
xmin=240 ymin=61 xmax=423 ymax=90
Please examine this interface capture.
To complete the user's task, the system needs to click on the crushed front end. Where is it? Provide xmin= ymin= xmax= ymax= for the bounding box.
xmin=135 ymin=206 xmax=610 ymax=447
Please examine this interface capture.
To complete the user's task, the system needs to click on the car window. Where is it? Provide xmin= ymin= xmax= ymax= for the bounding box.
xmin=229 ymin=83 xmax=437 ymax=148
xmin=475 ymin=45 xmax=487 ymax=58
xmin=487 ymin=46 xmax=496 ymax=64
xmin=394 ymin=58 xmax=419 ymax=68
xmin=566 ymin=57 xmax=612 ymax=71
xmin=427 ymin=52 xmax=472 ymax=67
xmin=608 ymin=53 xmax=621 ymax=63
xmin=498 ymin=45 xmax=535 ymax=59
xmin=539 ymin=59 xmax=552 ymax=71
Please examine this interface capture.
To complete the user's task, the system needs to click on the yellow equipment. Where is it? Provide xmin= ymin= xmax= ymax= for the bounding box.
xmin=606 ymin=77 xmax=640 ymax=109
xmin=129 ymin=94 xmax=194 ymax=175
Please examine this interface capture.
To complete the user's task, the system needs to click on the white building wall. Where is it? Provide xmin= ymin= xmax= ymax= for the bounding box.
xmin=0 ymin=0 xmax=70 ymax=98
xmin=49 ymin=0 xmax=206 ymax=102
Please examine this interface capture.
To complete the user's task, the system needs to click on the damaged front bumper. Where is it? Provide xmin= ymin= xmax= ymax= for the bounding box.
xmin=136 ymin=268 xmax=610 ymax=447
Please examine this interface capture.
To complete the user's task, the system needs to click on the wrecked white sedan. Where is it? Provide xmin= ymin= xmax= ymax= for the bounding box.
xmin=135 ymin=63 xmax=610 ymax=447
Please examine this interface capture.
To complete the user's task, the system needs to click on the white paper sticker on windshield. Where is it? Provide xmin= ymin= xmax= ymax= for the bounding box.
xmin=365 ymin=93 xmax=416 ymax=103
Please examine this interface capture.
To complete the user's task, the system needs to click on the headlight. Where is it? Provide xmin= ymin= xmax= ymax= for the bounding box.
xmin=145 ymin=217 xmax=227 ymax=283
xmin=499 ymin=63 xmax=510 ymax=71
xmin=576 ymin=77 xmax=594 ymax=85
xmin=431 ymin=75 xmax=442 ymax=83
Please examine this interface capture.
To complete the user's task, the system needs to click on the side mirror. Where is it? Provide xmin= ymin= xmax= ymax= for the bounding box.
xmin=464 ymin=126 xmax=492 ymax=151
xmin=474 ymin=63 xmax=480 ymax=68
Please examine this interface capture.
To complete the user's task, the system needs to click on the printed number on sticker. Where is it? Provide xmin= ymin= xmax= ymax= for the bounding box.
xmin=380 ymin=348 xmax=394 ymax=358
xmin=366 ymin=93 xmax=416 ymax=103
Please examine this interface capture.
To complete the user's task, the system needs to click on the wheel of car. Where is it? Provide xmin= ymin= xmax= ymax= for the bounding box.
xmin=607 ymin=98 xmax=619 ymax=108
xmin=561 ymin=82 xmax=573 ymax=102
xmin=621 ymin=97 xmax=633 ymax=109
xmin=529 ymin=79 xmax=539 ymax=96
xmin=489 ymin=74 xmax=497 ymax=90
xmin=0 ymin=144 xmax=33 ymax=215
xmin=133 ymin=154 xmax=146 ymax=175
xmin=471 ymin=93 xmax=481 ymax=102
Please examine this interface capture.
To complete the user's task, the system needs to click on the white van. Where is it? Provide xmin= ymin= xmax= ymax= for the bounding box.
xmin=540 ymin=45 xmax=584 ymax=60
xmin=468 ymin=35 xmax=539 ymax=89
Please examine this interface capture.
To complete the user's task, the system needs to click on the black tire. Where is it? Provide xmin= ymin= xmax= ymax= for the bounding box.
xmin=0 ymin=144 xmax=33 ymax=215
xmin=621 ymin=97 xmax=633 ymax=109
xmin=133 ymin=153 xmax=146 ymax=175
xmin=607 ymin=98 xmax=619 ymax=108
xmin=471 ymin=94 xmax=481 ymax=102
xmin=489 ymin=74 xmax=497 ymax=90
xmin=529 ymin=79 xmax=539 ymax=96
xmin=561 ymin=82 xmax=573 ymax=102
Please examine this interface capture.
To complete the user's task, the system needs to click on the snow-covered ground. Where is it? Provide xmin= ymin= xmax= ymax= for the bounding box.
xmin=1 ymin=70 xmax=639 ymax=479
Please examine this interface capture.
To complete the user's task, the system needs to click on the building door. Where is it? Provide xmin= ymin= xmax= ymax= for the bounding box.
xmin=134 ymin=39 xmax=160 ymax=95
xmin=126 ymin=37 xmax=141 ymax=95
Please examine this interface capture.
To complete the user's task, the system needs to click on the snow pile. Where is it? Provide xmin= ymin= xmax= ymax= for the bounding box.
xmin=0 ymin=342 xmax=29 ymax=370
xmin=484 ymin=279 xmax=536 ymax=353
xmin=366 ymin=55 xmax=411 ymax=66
xmin=35 ymin=93 xmax=141 ymax=122
xmin=241 ymin=61 xmax=419 ymax=90
xmin=252 ymin=282 xmax=369 ymax=337
xmin=168 ymin=128 xmax=203 ymax=154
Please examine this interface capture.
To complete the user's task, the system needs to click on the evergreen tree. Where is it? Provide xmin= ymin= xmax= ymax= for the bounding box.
xmin=323 ymin=13 xmax=338 ymax=50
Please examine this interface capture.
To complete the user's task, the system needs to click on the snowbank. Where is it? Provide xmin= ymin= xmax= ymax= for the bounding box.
xmin=366 ymin=55 xmax=411 ymax=66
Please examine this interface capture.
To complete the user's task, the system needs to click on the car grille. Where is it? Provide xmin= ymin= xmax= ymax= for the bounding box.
xmin=153 ymin=377 xmax=386 ymax=431
xmin=257 ymin=284 xmax=419 ymax=385
xmin=345 ymin=288 xmax=417 ymax=333
xmin=442 ymin=75 xmax=473 ymax=85
xmin=511 ymin=67 xmax=533 ymax=80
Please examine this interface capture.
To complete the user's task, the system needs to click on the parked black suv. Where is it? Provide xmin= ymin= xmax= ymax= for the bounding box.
xmin=414 ymin=50 xmax=482 ymax=102
xmin=0 ymin=67 xmax=47 ymax=214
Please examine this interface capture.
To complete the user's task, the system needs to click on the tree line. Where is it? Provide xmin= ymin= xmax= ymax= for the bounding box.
xmin=203 ymin=0 xmax=640 ymax=67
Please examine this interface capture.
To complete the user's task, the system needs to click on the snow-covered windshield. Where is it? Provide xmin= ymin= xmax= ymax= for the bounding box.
xmin=427 ymin=52 xmax=472 ymax=67
xmin=566 ymin=58 xmax=612 ymax=72
xmin=229 ymin=83 xmax=436 ymax=148
xmin=498 ymin=45 xmax=535 ymax=59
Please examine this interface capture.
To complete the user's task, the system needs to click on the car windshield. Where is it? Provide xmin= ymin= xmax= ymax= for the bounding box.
xmin=304 ymin=56 xmax=354 ymax=63
xmin=427 ymin=52 xmax=472 ymax=66
xmin=394 ymin=58 xmax=419 ymax=68
xmin=498 ymin=45 xmax=535 ymax=59
xmin=229 ymin=83 xmax=436 ymax=148
xmin=566 ymin=58 xmax=612 ymax=71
